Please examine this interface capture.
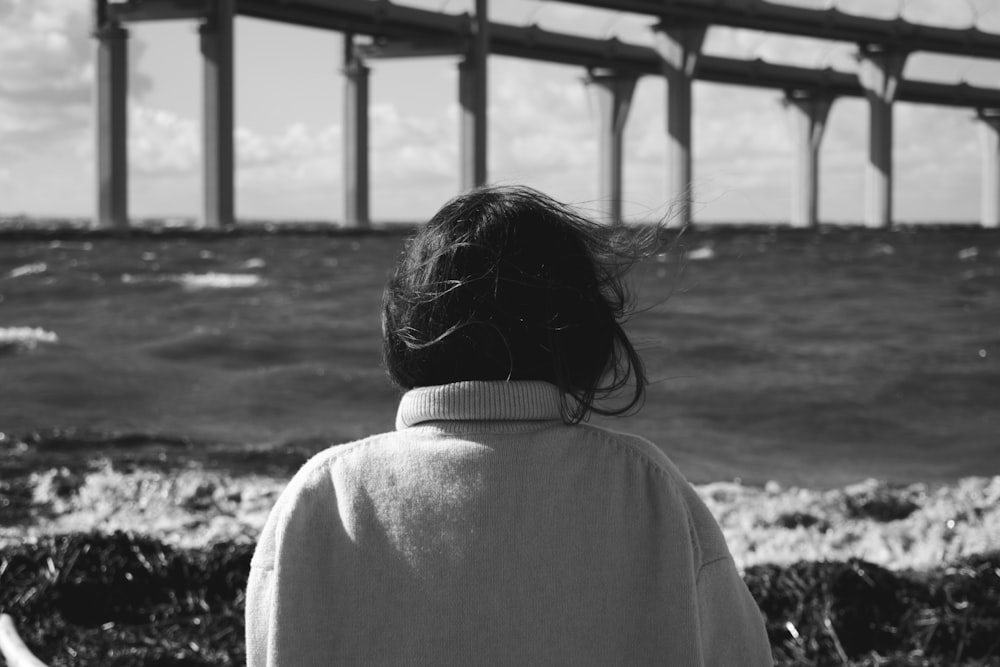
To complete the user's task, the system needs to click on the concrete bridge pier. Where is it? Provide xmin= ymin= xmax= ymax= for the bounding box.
xmin=784 ymin=90 xmax=834 ymax=227
xmin=858 ymin=46 xmax=908 ymax=228
xmin=977 ymin=109 xmax=1000 ymax=228
xmin=199 ymin=0 xmax=236 ymax=228
xmin=459 ymin=0 xmax=489 ymax=191
xmin=587 ymin=68 xmax=638 ymax=225
xmin=343 ymin=34 xmax=370 ymax=228
xmin=654 ymin=23 xmax=706 ymax=228
xmin=93 ymin=0 xmax=129 ymax=230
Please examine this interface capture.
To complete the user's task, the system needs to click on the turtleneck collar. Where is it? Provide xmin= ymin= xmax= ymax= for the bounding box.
xmin=395 ymin=381 xmax=564 ymax=430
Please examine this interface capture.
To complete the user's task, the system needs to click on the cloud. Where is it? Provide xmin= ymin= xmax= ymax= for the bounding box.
xmin=0 ymin=0 xmax=153 ymax=161
xmin=0 ymin=0 xmax=992 ymax=223
xmin=705 ymin=26 xmax=860 ymax=72
xmin=129 ymin=106 xmax=200 ymax=175
xmin=491 ymin=62 xmax=594 ymax=172
xmin=0 ymin=1 xmax=91 ymax=155
xmin=129 ymin=106 xmax=343 ymax=180
xmin=371 ymin=102 xmax=455 ymax=185
xmin=776 ymin=0 xmax=975 ymax=24
xmin=118 ymin=98 xmax=460 ymax=218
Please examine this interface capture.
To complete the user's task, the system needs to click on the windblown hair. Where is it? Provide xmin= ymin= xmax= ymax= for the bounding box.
xmin=382 ymin=185 xmax=652 ymax=423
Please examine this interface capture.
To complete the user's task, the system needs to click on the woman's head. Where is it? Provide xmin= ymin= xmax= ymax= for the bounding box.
xmin=382 ymin=185 xmax=647 ymax=422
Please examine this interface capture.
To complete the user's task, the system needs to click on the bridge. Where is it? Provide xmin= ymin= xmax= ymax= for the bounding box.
xmin=92 ymin=0 xmax=1000 ymax=229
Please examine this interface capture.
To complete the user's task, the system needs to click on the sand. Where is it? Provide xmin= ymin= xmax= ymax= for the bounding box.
xmin=2 ymin=461 xmax=998 ymax=571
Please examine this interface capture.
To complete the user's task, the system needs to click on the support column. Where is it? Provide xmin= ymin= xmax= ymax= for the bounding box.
xmin=653 ymin=24 xmax=706 ymax=228
xmin=343 ymin=34 xmax=370 ymax=228
xmin=977 ymin=109 xmax=1000 ymax=228
xmin=199 ymin=0 xmax=235 ymax=228
xmin=587 ymin=68 xmax=638 ymax=225
xmin=857 ymin=45 xmax=907 ymax=228
xmin=459 ymin=0 xmax=489 ymax=191
xmin=93 ymin=0 xmax=129 ymax=230
xmin=784 ymin=90 xmax=834 ymax=228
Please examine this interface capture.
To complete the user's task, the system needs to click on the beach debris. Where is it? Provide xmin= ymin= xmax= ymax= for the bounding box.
xmin=958 ymin=247 xmax=978 ymax=261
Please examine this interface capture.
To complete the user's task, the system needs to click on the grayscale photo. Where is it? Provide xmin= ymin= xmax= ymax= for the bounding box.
xmin=1 ymin=0 xmax=998 ymax=665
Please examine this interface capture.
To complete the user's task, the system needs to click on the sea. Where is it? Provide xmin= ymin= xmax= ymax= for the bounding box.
xmin=1 ymin=222 xmax=998 ymax=490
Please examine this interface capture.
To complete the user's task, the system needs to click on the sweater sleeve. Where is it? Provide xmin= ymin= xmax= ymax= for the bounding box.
xmin=245 ymin=551 xmax=274 ymax=667
xmin=696 ymin=555 xmax=773 ymax=666
xmin=245 ymin=456 xmax=346 ymax=667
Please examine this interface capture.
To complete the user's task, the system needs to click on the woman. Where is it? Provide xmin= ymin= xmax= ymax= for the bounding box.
xmin=246 ymin=186 xmax=772 ymax=666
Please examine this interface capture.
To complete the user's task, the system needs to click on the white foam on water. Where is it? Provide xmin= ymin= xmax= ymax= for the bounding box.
xmin=0 ymin=327 xmax=58 ymax=350
xmin=176 ymin=272 xmax=263 ymax=290
xmin=699 ymin=476 xmax=1000 ymax=571
xmin=5 ymin=262 xmax=47 ymax=279
xmin=4 ymin=467 xmax=998 ymax=571
xmin=686 ymin=246 xmax=715 ymax=261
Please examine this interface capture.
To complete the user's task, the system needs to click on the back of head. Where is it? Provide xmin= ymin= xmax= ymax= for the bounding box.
xmin=382 ymin=185 xmax=646 ymax=422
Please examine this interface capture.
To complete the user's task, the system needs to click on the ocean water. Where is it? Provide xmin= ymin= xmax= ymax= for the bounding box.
xmin=1 ymin=226 xmax=998 ymax=489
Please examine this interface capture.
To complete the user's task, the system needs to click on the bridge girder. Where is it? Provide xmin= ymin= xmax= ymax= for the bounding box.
xmin=546 ymin=0 xmax=1000 ymax=61
xmin=107 ymin=0 xmax=1000 ymax=110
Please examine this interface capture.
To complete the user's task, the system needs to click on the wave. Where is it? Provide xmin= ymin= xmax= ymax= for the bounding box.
xmin=177 ymin=272 xmax=263 ymax=290
xmin=3 ymin=262 xmax=47 ymax=279
xmin=119 ymin=272 xmax=264 ymax=290
xmin=2 ymin=449 xmax=998 ymax=572
xmin=0 ymin=327 xmax=58 ymax=352
xmin=685 ymin=245 xmax=716 ymax=261
xmin=701 ymin=476 xmax=1000 ymax=571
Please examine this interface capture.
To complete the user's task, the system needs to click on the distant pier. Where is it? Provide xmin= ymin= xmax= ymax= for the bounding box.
xmin=94 ymin=0 xmax=1000 ymax=229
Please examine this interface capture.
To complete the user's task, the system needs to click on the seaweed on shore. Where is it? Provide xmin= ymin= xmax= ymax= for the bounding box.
xmin=744 ymin=555 xmax=1000 ymax=665
xmin=0 ymin=532 xmax=251 ymax=666
xmin=1 ymin=532 xmax=999 ymax=666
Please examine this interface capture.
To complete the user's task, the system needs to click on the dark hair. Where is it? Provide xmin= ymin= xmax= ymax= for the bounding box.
xmin=382 ymin=185 xmax=651 ymax=423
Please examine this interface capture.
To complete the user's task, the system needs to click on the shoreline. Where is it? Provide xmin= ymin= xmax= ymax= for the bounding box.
xmin=3 ymin=460 xmax=998 ymax=572
xmin=3 ymin=220 xmax=1000 ymax=242
xmin=2 ymin=462 xmax=999 ymax=666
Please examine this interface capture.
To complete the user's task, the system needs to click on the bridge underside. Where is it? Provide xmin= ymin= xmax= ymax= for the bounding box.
xmin=94 ymin=0 xmax=1000 ymax=229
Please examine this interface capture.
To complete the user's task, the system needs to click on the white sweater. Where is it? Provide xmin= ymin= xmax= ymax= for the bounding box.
xmin=246 ymin=381 xmax=773 ymax=666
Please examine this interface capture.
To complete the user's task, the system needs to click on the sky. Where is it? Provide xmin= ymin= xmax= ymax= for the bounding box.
xmin=3 ymin=0 xmax=1000 ymax=225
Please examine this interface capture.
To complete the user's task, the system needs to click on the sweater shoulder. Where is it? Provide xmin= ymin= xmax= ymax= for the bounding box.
xmin=288 ymin=430 xmax=400 ymax=486
xmin=266 ymin=431 xmax=401 ymax=520
xmin=578 ymin=424 xmax=733 ymax=568
xmin=575 ymin=424 xmax=689 ymax=486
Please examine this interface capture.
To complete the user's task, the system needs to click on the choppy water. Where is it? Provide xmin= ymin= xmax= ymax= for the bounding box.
xmin=1 ymin=225 xmax=998 ymax=488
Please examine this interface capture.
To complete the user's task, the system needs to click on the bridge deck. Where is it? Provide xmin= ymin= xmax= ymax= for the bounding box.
xmin=548 ymin=0 xmax=1000 ymax=60
xmin=108 ymin=0 xmax=1000 ymax=109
